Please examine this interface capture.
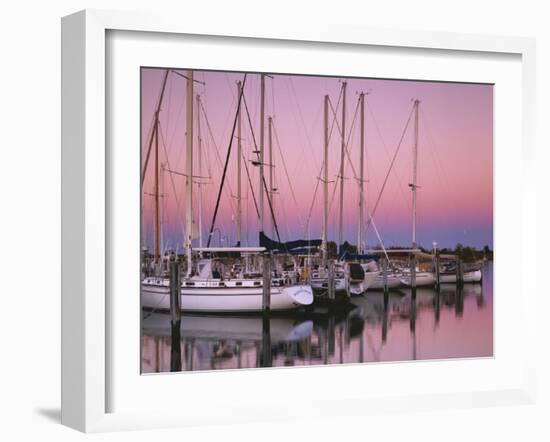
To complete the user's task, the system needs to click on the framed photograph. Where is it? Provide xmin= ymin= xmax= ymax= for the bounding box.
xmin=61 ymin=9 xmax=537 ymax=432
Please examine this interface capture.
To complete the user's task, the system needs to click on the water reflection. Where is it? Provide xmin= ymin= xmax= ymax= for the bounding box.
xmin=141 ymin=264 xmax=493 ymax=373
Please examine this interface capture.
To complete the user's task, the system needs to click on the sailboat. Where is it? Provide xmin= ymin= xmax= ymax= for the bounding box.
xmin=347 ymin=261 xmax=379 ymax=295
xmin=142 ymin=247 xmax=313 ymax=312
xmin=345 ymin=91 xmax=382 ymax=295
xmin=398 ymin=99 xmax=436 ymax=288
xmin=439 ymin=270 xmax=482 ymax=283
xmin=310 ymin=91 xmax=347 ymax=295
xmin=438 ymin=261 xmax=483 ymax=283
xmin=141 ymin=71 xmax=313 ymax=313
xmin=310 ymin=261 xmax=348 ymax=293
xmin=399 ymin=268 xmax=436 ymax=287
xmin=367 ymin=271 xmax=404 ymax=290
xmin=358 ymin=254 xmax=403 ymax=290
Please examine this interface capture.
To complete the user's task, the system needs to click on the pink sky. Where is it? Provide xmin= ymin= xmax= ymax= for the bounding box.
xmin=141 ymin=68 xmax=493 ymax=251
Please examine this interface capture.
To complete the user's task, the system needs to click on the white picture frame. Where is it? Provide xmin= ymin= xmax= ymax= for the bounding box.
xmin=61 ymin=9 xmax=537 ymax=433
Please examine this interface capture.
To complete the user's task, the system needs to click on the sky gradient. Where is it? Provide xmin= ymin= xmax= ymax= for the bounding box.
xmin=141 ymin=68 xmax=493 ymax=252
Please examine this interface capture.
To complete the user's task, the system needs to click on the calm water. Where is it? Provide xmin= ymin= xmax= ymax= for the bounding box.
xmin=141 ymin=264 xmax=493 ymax=373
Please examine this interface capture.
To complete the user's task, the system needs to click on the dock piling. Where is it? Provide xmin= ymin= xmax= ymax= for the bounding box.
xmin=434 ymin=250 xmax=441 ymax=290
xmin=261 ymin=315 xmax=272 ymax=367
xmin=320 ymin=328 xmax=328 ymax=365
xmin=262 ymin=252 xmax=271 ymax=311
xmin=170 ymin=320 xmax=181 ymax=372
xmin=169 ymin=256 xmax=182 ymax=372
xmin=410 ymin=254 xmax=417 ymax=299
xmin=455 ymin=284 xmax=465 ymax=317
xmin=434 ymin=288 xmax=441 ymax=325
xmin=456 ymin=256 xmax=464 ymax=287
xmin=185 ymin=339 xmax=194 ymax=371
xmin=327 ymin=315 xmax=336 ymax=356
xmin=236 ymin=341 xmax=242 ymax=369
xmin=327 ymin=260 xmax=336 ymax=301
xmin=169 ymin=256 xmax=181 ymax=323
xmin=410 ymin=296 xmax=417 ymax=333
xmin=382 ymin=257 xmax=389 ymax=295
xmin=382 ymin=294 xmax=389 ymax=343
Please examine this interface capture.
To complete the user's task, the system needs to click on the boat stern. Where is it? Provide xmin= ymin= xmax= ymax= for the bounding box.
xmin=283 ymin=284 xmax=314 ymax=306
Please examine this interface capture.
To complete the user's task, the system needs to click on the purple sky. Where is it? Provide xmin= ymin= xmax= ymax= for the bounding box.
xmin=141 ymin=68 xmax=493 ymax=251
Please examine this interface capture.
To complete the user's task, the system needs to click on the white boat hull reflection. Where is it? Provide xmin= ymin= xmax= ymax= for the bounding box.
xmin=142 ymin=311 xmax=314 ymax=342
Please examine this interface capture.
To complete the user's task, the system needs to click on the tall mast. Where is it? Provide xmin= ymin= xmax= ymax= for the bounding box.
xmin=160 ymin=162 xmax=165 ymax=256
xmin=236 ymin=81 xmax=243 ymax=246
xmin=196 ymin=93 xmax=203 ymax=248
xmin=411 ymin=99 xmax=420 ymax=248
xmin=259 ymin=74 xmax=265 ymax=236
xmin=322 ymin=94 xmax=329 ymax=263
xmin=268 ymin=116 xmax=274 ymax=238
xmin=154 ymin=121 xmax=160 ymax=261
xmin=185 ymin=71 xmax=194 ymax=276
xmin=338 ymin=81 xmax=347 ymax=254
xmin=358 ymin=92 xmax=365 ymax=254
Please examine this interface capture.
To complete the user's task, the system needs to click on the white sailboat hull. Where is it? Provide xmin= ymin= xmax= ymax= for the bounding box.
xmin=400 ymin=272 xmax=436 ymax=287
xmin=367 ymin=274 xmax=403 ymax=290
xmin=439 ymin=270 xmax=482 ymax=283
xmin=141 ymin=282 xmax=313 ymax=312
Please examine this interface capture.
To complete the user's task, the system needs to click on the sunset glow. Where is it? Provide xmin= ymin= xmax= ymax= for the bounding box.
xmin=141 ymin=69 xmax=493 ymax=252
